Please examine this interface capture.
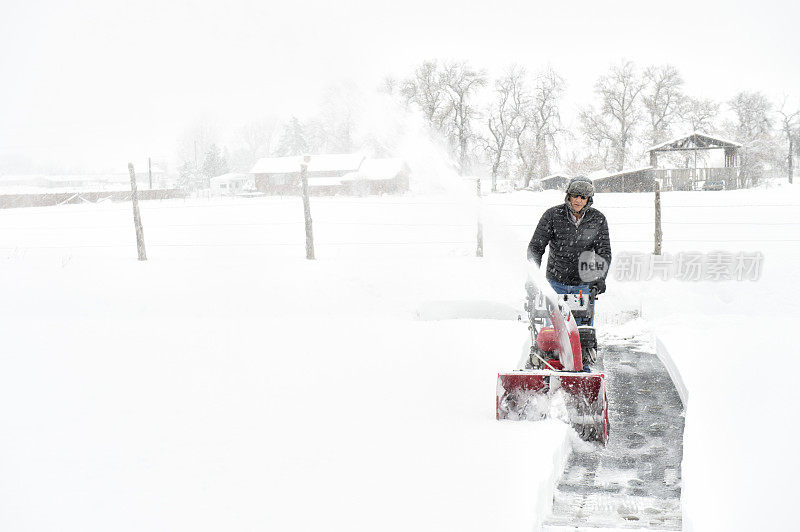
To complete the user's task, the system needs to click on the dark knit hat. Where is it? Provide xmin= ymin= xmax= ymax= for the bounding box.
xmin=565 ymin=176 xmax=595 ymax=198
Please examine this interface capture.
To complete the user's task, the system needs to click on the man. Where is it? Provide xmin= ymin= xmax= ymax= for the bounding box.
xmin=527 ymin=177 xmax=612 ymax=316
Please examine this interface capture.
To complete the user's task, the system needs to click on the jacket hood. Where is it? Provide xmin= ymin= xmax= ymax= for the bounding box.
xmin=564 ymin=194 xmax=594 ymax=214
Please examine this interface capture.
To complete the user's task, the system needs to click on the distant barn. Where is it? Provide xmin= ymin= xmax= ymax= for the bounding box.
xmin=250 ymin=154 xmax=364 ymax=195
xmin=342 ymin=158 xmax=410 ymax=195
xmin=249 ymin=154 xmax=409 ymax=196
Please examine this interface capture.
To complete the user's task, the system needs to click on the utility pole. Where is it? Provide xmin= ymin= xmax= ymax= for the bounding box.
xmin=300 ymin=155 xmax=315 ymax=260
xmin=127 ymin=163 xmax=147 ymax=261
xmin=148 ymin=157 xmax=152 ymax=190
xmin=654 ymin=181 xmax=662 ymax=256
xmin=476 ymin=178 xmax=484 ymax=257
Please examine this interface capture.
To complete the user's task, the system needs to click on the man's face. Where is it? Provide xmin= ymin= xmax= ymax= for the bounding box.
xmin=569 ymin=194 xmax=588 ymax=212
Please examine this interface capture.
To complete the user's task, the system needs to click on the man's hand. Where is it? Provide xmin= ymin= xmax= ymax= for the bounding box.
xmin=590 ymin=278 xmax=606 ymax=295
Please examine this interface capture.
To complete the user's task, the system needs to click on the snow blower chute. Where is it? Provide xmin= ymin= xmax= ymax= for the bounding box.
xmin=497 ymin=281 xmax=608 ymax=444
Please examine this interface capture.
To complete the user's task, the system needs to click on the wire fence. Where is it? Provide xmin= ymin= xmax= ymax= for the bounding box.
xmin=1 ymin=197 xmax=799 ymax=255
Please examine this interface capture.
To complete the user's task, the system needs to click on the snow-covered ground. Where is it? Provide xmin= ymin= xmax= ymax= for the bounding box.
xmin=1 ymin=181 xmax=798 ymax=531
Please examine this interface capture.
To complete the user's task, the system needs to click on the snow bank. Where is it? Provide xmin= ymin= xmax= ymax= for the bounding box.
xmin=0 ymin=249 xmax=569 ymax=531
xmin=2 ymin=183 xmax=798 ymax=530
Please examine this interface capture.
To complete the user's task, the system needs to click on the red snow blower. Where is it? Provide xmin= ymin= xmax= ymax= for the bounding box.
xmin=496 ymin=281 xmax=609 ymax=444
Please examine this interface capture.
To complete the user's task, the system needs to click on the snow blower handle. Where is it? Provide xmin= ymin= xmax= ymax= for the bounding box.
xmin=589 ymin=278 xmax=605 ymax=299
xmin=590 ymin=285 xmax=599 ymax=300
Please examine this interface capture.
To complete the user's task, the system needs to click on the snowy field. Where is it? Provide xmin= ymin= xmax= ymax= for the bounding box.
xmin=1 ymin=182 xmax=798 ymax=531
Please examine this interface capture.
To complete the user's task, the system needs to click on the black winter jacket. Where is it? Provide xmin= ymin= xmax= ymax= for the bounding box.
xmin=527 ymin=203 xmax=612 ymax=285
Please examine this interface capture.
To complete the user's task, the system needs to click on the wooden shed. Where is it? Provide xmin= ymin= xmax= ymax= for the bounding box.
xmin=538 ymin=174 xmax=571 ymax=191
xmin=647 ymin=132 xmax=741 ymax=190
xmin=593 ymin=167 xmax=656 ymax=193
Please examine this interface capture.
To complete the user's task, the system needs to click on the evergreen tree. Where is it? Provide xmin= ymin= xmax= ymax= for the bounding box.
xmin=202 ymin=144 xmax=228 ymax=180
xmin=275 ymin=116 xmax=310 ymax=156
xmin=177 ymin=161 xmax=203 ymax=191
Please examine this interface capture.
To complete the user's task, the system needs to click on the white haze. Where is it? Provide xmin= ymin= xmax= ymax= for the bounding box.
xmin=1 ymin=0 xmax=798 ymax=173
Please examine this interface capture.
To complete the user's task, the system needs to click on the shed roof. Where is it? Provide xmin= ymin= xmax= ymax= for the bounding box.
xmin=351 ymin=158 xmax=408 ymax=181
xmin=249 ymin=154 xmax=365 ymax=174
xmin=647 ymin=132 xmax=741 ymax=153
xmin=210 ymin=173 xmax=250 ymax=184
xmin=594 ymin=166 xmax=654 ymax=181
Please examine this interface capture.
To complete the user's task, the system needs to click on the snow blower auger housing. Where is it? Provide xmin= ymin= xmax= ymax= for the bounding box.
xmin=496 ymin=282 xmax=609 ymax=444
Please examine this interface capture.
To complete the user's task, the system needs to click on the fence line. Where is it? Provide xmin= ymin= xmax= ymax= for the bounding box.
xmin=3 ymin=238 xmax=799 ymax=251
xmin=3 ymin=198 xmax=800 ymax=217
xmin=3 ymin=220 xmax=800 ymax=231
xmin=3 ymin=197 xmax=800 ymax=255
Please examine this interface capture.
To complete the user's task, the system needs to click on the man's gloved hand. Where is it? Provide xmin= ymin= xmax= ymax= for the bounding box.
xmin=590 ymin=277 xmax=606 ymax=295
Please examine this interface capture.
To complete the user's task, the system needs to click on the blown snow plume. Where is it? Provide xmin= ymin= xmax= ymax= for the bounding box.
xmin=496 ymin=270 xmax=609 ymax=443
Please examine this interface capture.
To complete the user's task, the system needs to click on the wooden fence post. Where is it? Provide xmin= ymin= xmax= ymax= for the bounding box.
xmin=654 ymin=181 xmax=662 ymax=255
xmin=127 ymin=163 xmax=147 ymax=261
xmin=300 ymin=155 xmax=315 ymax=260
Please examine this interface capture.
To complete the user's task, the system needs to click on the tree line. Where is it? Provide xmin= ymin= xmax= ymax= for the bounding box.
xmin=387 ymin=59 xmax=799 ymax=189
xmin=176 ymin=60 xmax=800 ymax=191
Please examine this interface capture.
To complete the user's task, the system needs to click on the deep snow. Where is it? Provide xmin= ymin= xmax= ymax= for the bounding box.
xmin=1 ymin=182 xmax=798 ymax=531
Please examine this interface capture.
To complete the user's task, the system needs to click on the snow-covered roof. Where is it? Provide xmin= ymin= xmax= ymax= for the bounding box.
xmin=210 ymin=173 xmax=250 ymax=185
xmin=0 ymin=174 xmax=135 ymax=189
xmin=594 ymin=166 xmax=654 ymax=180
xmin=249 ymin=154 xmax=365 ymax=174
xmin=586 ymin=170 xmax=609 ymax=180
xmin=647 ymin=132 xmax=742 ymax=153
xmin=341 ymin=158 xmax=409 ymax=182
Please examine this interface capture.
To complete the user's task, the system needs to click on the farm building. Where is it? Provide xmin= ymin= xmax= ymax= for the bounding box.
xmin=342 ymin=158 xmax=410 ymax=195
xmin=593 ymin=167 xmax=656 ymax=193
xmin=537 ymin=174 xmax=571 ymax=191
xmin=249 ymin=154 xmax=409 ymax=195
xmin=250 ymin=154 xmax=364 ymax=195
xmin=648 ymin=132 xmax=741 ymax=190
xmin=210 ymin=173 xmax=254 ymax=196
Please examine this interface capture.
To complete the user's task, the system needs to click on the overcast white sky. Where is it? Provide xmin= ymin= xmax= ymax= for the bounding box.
xmin=1 ymin=0 xmax=798 ymax=173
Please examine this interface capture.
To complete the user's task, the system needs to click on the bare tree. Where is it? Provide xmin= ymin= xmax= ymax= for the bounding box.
xmin=581 ymin=60 xmax=645 ymax=171
xmin=777 ymin=97 xmax=800 ymax=183
xmin=727 ymin=91 xmax=775 ymax=186
xmin=563 ymin=151 xmax=606 ymax=177
xmin=441 ymin=61 xmax=487 ymax=175
xmin=579 ymin=107 xmax=615 ymax=171
xmin=402 ymin=60 xmax=449 ymax=132
xmin=312 ymin=82 xmax=361 ymax=154
xmin=482 ymin=66 xmax=527 ymax=191
xmin=177 ymin=117 xmax=220 ymax=170
xmin=379 ymin=76 xmax=399 ymax=95
xmin=528 ymin=68 xmax=565 ymax=182
xmin=682 ymin=97 xmax=720 ymax=133
xmin=231 ymin=116 xmax=278 ymax=170
xmin=511 ymin=67 xmax=565 ymax=186
xmin=642 ymin=64 xmax=685 ymax=147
